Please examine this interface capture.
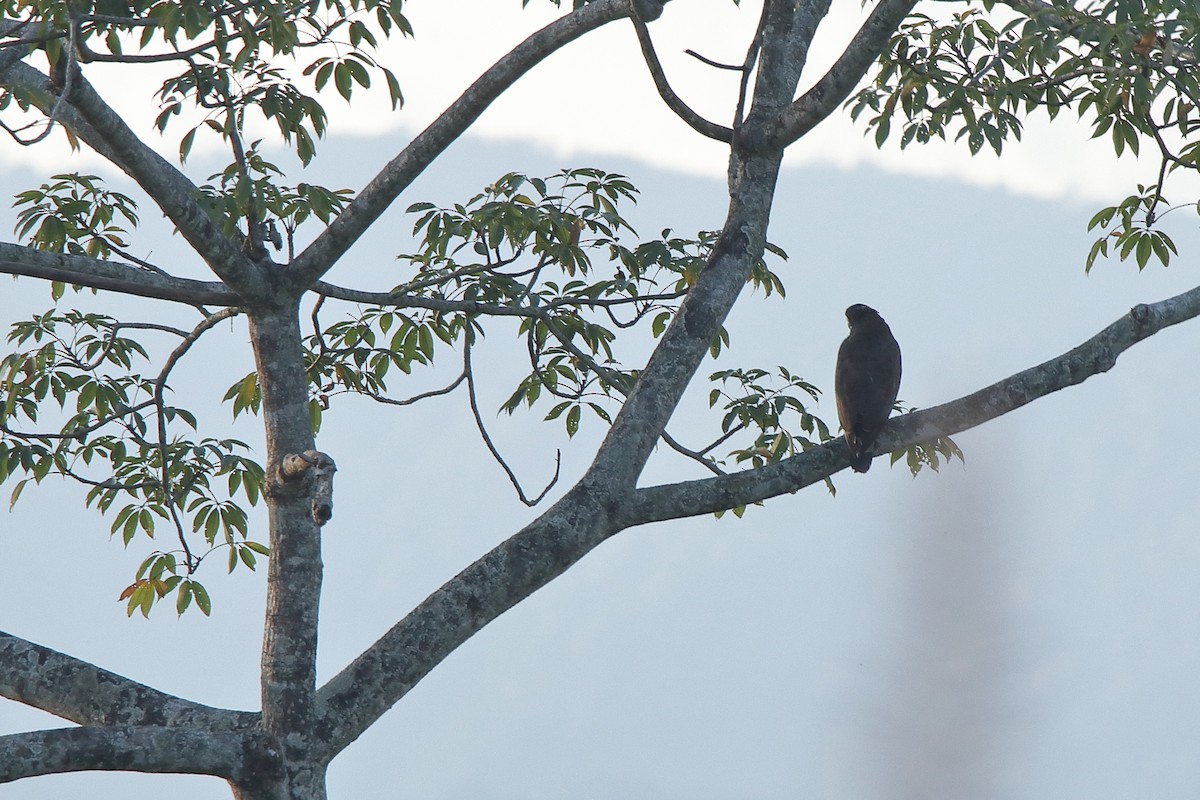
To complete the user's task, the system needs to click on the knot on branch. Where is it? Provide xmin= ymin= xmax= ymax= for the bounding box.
xmin=1130 ymin=303 xmax=1152 ymax=329
xmin=279 ymin=450 xmax=338 ymax=526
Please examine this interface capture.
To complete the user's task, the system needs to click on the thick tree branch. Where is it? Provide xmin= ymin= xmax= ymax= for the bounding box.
xmin=623 ymin=285 xmax=1200 ymax=523
xmin=0 ymin=60 xmax=139 ymax=167
xmin=0 ymin=631 xmax=257 ymax=732
xmin=289 ymin=0 xmax=652 ymax=289
xmin=0 ymin=242 xmax=237 ymax=305
xmin=775 ymin=0 xmax=918 ymax=145
xmin=313 ymin=481 xmax=618 ymax=761
xmin=584 ymin=3 xmax=825 ymax=493
xmin=0 ymin=726 xmax=279 ymax=784
xmin=630 ymin=17 xmax=732 ymax=142
xmin=59 ymin=71 xmax=262 ymax=289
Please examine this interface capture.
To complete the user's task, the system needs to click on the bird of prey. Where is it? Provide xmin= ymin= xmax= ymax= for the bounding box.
xmin=834 ymin=304 xmax=902 ymax=473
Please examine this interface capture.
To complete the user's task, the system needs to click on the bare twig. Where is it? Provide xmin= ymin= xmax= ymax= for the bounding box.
xmin=683 ymin=49 xmax=744 ymax=71
xmin=631 ymin=19 xmax=732 ymax=142
xmin=152 ymin=307 xmax=242 ymax=570
xmin=363 ymin=369 xmax=468 ymax=408
xmin=464 ymin=336 xmax=560 ymax=507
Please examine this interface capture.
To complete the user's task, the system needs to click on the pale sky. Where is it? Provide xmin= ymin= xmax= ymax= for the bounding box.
xmin=2 ymin=0 xmax=1187 ymax=202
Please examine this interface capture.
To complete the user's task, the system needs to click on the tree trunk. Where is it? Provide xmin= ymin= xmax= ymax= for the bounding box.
xmin=246 ymin=303 xmax=327 ymax=799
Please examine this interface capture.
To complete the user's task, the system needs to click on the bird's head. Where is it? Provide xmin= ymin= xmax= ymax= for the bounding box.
xmin=845 ymin=304 xmax=882 ymax=328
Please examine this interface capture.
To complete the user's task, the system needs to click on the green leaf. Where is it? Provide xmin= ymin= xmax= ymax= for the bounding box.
xmin=191 ymin=581 xmax=212 ymax=616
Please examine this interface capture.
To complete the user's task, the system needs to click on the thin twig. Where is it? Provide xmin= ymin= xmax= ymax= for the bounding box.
xmin=632 ymin=20 xmax=732 ymax=142
xmin=464 ymin=336 xmax=560 ymax=507
xmin=362 ymin=369 xmax=467 ymax=407
xmin=734 ymin=12 xmax=766 ymax=129
xmin=684 ymin=49 xmax=745 ymax=71
xmin=152 ymin=307 xmax=241 ymax=570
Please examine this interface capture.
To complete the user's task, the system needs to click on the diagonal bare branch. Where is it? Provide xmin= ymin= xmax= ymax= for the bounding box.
xmin=0 ymin=630 xmax=257 ymax=732
xmin=314 ymin=280 xmax=1200 ymax=763
xmin=288 ymin=0 xmax=653 ymax=289
xmin=0 ymin=242 xmax=237 ymax=305
xmin=0 ymin=60 xmax=255 ymax=289
xmin=313 ymin=478 xmax=618 ymax=762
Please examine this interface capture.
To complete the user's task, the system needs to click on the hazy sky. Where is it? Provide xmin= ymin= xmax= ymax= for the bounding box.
xmin=3 ymin=2 xmax=1200 ymax=798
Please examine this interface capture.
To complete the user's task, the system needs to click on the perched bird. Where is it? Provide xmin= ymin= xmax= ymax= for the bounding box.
xmin=834 ymin=304 xmax=902 ymax=473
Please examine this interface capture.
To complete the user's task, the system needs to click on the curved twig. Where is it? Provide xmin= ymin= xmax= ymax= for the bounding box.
xmin=683 ymin=49 xmax=744 ymax=71
xmin=363 ymin=369 xmax=468 ymax=407
xmin=152 ymin=307 xmax=242 ymax=570
xmin=632 ymin=19 xmax=732 ymax=142
xmin=464 ymin=336 xmax=560 ymax=507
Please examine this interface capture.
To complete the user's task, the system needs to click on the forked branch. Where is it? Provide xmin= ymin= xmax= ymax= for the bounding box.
xmin=631 ymin=18 xmax=732 ymax=142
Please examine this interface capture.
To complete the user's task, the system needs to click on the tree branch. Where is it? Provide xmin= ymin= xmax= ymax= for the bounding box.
xmin=581 ymin=4 xmax=824 ymax=493
xmin=313 ymin=480 xmax=619 ymax=762
xmin=775 ymin=0 xmax=918 ymax=145
xmin=0 ymin=59 xmax=258 ymax=291
xmin=312 ymin=279 xmax=684 ymax=317
xmin=0 ymin=60 xmax=138 ymax=167
xmin=0 ymin=242 xmax=237 ymax=305
xmin=0 ymin=630 xmax=257 ymax=733
xmin=289 ymin=0 xmax=650 ymax=288
xmin=630 ymin=18 xmax=732 ymax=142
xmin=0 ymin=726 xmax=279 ymax=785
xmin=312 ymin=5 xmax=823 ymax=760
xmin=623 ymin=285 xmax=1200 ymax=524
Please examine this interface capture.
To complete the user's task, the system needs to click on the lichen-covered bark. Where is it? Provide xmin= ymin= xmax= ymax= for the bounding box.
xmin=0 ymin=726 xmax=278 ymax=784
xmin=0 ymin=631 xmax=256 ymax=732
xmin=248 ymin=304 xmax=324 ymax=799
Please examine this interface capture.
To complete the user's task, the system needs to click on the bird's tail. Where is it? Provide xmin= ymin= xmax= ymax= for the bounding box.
xmin=845 ymin=434 xmax=874 ymax=473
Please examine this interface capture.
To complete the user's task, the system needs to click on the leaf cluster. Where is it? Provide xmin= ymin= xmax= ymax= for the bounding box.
xmin=848 ymin=1 xmax=1200 ymax=274
xmin=13 ymin=173 xmax=139 ymax=260
xmin=0 ymin=309 xmax=267 ymax=616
